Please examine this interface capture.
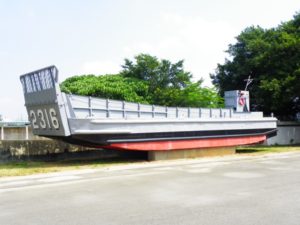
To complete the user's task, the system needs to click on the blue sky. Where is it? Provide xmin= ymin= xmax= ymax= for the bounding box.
xmin=0 ymin=0 xmax=299 ymax=120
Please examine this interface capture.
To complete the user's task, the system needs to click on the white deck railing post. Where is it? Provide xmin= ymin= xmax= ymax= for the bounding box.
xmin=152 ymin=105 xmax=155 ymax=118
xmin=106 ymin=99 xmax=110 ymax=118
xmin=138 ymin=103 xmax=141 ymax=118
xmin=122 ymin=101 xmax=126 ymax=118
xmin=88 ymin=96 xmax=93 ymax=117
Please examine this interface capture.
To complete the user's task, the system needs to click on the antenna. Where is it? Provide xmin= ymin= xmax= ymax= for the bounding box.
xmin=244 ymin=75 xmax=253 ymax=91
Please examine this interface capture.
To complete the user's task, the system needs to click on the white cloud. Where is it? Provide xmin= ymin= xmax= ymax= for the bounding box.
xmin=122 ymin=13 xmax=238 ymax=86
xmin=81 ymin=60 xmax=121 ymax=75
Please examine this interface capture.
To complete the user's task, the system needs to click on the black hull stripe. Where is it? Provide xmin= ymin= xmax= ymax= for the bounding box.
xmin=64 ymin=128 xmax=277 ymax=146
xmin=107 ymin=129 xmax=277 ymax=143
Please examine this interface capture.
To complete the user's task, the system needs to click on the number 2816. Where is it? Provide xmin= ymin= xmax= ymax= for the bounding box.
xmin=29 ymin=108 xmax=60 ymax=130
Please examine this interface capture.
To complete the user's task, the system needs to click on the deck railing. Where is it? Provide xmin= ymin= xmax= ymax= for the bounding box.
xmin=67 ymin=94 xmax=262 ymax=120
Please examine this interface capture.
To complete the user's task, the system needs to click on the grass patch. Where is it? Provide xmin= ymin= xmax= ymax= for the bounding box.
xmin=0 ymin=158 xmax=142 ymax=177
xmin=236 ymin=145 xmax=300 ymax=155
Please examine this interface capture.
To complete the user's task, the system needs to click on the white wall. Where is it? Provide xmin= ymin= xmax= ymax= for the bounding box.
xmin=267 ymin=122 xmax=300 ymax=145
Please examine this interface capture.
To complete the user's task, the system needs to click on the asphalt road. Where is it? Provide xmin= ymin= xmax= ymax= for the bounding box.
xmin=1 ymin=152 xmax=300 ymax=225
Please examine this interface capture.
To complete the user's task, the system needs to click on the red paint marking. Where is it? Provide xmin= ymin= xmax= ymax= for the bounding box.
xmin=104 ymin=135 xmax=266 ymax=151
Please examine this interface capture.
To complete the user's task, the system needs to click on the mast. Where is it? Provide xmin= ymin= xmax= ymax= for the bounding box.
xmin=244 ymin=75 xmax=253 ymax=91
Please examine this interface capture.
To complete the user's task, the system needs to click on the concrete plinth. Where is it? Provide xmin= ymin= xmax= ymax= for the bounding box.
xmin=147 ymin=147 xmax=236 ymax=161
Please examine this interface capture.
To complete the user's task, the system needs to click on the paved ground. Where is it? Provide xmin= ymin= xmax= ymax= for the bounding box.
xmin=1 ymin=152 xmax=300 ymax=225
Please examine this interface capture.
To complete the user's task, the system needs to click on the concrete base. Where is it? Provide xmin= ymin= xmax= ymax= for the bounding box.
xmin=147 ymin=147 xmax=236 ymax=161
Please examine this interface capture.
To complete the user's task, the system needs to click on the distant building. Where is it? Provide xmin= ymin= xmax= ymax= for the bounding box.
xmin=0 ymin=121 xmax=30 ymax=127
xmin=0 ymin=121 xmax=32 ymax=140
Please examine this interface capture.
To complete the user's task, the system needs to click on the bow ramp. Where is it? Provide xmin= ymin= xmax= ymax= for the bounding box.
xmin=20 ymin=66 xmax=71 ymax=137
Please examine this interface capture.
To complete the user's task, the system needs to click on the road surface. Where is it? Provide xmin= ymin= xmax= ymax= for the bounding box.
xmin=1 ymin=152 xmax=300 ymax=225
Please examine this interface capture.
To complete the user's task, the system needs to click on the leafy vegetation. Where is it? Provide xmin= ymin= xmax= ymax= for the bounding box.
xmin=211 ymin=12 xmax=300 ymax=120
xmin=61 ymin=54 xmax=223 ymax=108
xmin=121 ymin=54 xmax=192 ymax=91
xmin=236 ymin=145 xmax=300 ymax=154
xmin=61 ymin=74 xmax=150 ymax=103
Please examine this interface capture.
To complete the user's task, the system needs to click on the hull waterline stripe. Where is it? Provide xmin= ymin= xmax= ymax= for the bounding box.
xmin=106 ymin=129 xmax=276 ymax=143
xmin=106 ymin=135 xmax=267 ymax=151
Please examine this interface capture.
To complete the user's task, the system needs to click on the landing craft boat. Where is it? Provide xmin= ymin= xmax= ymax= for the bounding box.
xmin=20 ymin=66 xmax=277 ymax=151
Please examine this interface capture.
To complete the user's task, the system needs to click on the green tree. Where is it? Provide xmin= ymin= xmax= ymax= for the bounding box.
xmin=121 ymin=54 xmax=192 ymax=91
xmin=61 ymin=74 xmax=150 ymax=103
xmin=211 ymin=12 xmax=300 ymax=120
xmin=61 ymin=54 xmax=223 ymax=108
xmin=152 ymin=81 xmax=223 ymax=108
